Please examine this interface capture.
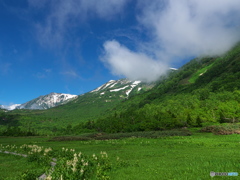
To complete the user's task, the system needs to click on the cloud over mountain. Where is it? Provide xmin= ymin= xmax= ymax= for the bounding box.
xmin=101 ymin=40 xmax=168 ymax=82
xmin=139 ymin=0 xmax=240 ymax=57
xmin=102 ymin=0 xmax=240 ymax=82
xmin=28 ymin=0 xmax=240 ymax=82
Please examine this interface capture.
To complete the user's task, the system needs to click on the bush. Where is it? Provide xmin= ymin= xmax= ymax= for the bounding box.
xmin=200 ymin=124 xmax=240 ymax=135
xmin=50 ymin=130 xmax=192 ymax=141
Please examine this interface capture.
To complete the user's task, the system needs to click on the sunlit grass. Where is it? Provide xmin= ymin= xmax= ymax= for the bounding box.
xmin=0 ymin=132 xmax=239 ymax=179
xmin=0 ymin=153 xmax=45 ymax=180
xmin=189 ymin=63 xmax=214 ymax=83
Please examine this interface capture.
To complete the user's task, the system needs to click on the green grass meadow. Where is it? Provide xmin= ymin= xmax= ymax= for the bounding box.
xmin=0 ymin=153 xmax=46 ymax=180
xmin=0 ymin=132 xmax=239 ymax=179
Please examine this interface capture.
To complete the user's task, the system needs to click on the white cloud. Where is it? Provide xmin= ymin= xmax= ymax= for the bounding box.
xmin=29 ymin=0 xmax=240 ymax=82
xmin=103 ymin=0 xmax=240 ymax=82
xmin=101 ymin=40 xmax=168 ymax=82
xmin=78 ymin=0 xmax=129 ymax=19
xmin=138 ymin=0 xmax=240 ymax=58
xmin=30 ymin=0 xmax=129 ymax=47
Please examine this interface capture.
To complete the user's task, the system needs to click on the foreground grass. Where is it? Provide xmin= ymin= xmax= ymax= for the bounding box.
xmin=0 ymin=153 xmax=46 ymax=180
xmin=0 ymin=132 xmax=239 ymax=179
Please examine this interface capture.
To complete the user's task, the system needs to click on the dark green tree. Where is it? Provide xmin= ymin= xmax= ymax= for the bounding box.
xmin=186 ymin=114 xmax=193 ymax=126
xmin=219 ymin=111 xmax=226 ymax=123
xmin=196 ymin=116 xmax=202 ymax=127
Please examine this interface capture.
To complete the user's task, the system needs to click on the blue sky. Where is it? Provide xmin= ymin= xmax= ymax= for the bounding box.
xmin=1 ymin=0 xmax=240 ymax=105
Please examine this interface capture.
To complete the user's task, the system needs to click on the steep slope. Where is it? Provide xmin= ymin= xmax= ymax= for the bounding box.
xmin=91 ymin=79 xmax=142 ymax=95
xmin=4 ymin=79 xmax=154 ymax=134
xmin=37 ymin=79 xmax=153 ymax=119
xmin=90 ymin=79 xmax=154 ymax=98
xmin=93 ymin=43 xmax=240 ymax=133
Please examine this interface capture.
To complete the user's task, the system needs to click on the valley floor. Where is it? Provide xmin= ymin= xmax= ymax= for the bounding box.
xmin=0 ymin=131 xmax=239 ymax=179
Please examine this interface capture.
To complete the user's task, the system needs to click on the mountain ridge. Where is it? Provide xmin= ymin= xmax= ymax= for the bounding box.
xmin=0 ymin=79 xmax=155 ymax=134
xmin=92 ymin=43 xmax=240 ymax=133
xmin=1 ymin=93 xmax=77 ymax=110
xmin=1 ymin=79 xmax=153 ymax=111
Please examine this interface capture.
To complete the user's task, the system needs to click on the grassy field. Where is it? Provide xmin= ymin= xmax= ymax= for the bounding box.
xmin=0 ymin=153 xmax=47 ymax=180
xmin=0 ymin=131 xmax=239 ymax=179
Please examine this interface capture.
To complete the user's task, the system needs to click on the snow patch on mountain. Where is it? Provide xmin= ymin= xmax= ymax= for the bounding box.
xmin=91 ymin=80 xmax=117 ymax=92
xmin=91 ymin=84 xmax=105 ymax=92
xmin=110 ymin=85 xmax=129 ymax=92
xmin=102 ymin=81 xmax=116 ymax=90
xmin=126 ymin=81 xmax=141 ymax=96
xmin=91 ymin=79 xmax=142 ymax=94
xmin=133 ymin=81 xmax=141 ymax=85
xmin=89 ymin=78 xmax=153 ymax=101
xmin=109 ymin=82 xmax=117 ymax=88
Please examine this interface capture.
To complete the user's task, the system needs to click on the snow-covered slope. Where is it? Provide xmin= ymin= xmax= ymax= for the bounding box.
xmin=0 ymin=104 xmax=21 ymax=110
xmin=16 ymin=93 xmax=77 ymax=110
xmin=1 ymin=79 xmax=153 ymax=111
xmin=90 ymin=79 xmax=153 ymax=99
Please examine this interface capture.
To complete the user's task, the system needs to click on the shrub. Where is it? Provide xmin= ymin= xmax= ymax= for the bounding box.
xmin=200 ymin=124 xmax=240 ymax=135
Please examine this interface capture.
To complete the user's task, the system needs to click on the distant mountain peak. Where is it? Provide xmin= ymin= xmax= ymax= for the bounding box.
xmin=0 ymin=104 xmax=21 ymax=110
xmin=18 ymin=93 xmax=78 ymax=110
xmin=0 ymin=79 xmax=153 ymax=111
xmin=1 ymin=93 xmax=78 ymax=110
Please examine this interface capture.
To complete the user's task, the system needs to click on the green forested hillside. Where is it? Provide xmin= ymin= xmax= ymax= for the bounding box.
xmin=94 ymin=43 xmax=240 ymax=133
xmin=1 ymin=43 xmax=240 ymax=135
xmin=0 ymin=80 xmax=153 ymax=135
